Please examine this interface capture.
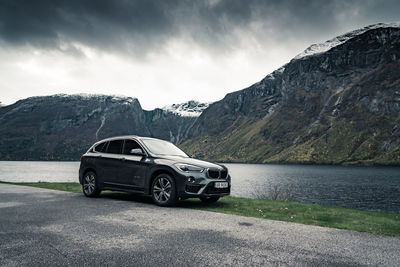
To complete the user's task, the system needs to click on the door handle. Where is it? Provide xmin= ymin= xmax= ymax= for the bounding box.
xmin=120 ymin=157 xmax=126 ymax=161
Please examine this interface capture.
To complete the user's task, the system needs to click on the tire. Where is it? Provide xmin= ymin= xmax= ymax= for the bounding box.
xmin=200 ymin=196 xmax=220 ymax=203
xmin=82 ymin=171 xmax=101 ymax=197
xmin=151 ymin=174 xmax=177 ymax=206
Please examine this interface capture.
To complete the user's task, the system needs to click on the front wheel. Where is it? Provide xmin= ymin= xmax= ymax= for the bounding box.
xmin=151 ymin=174 xmax=177 ymax=206
xmin=200 ymin=196 xmax=220 ymax=203
xmin=82 ymin=171 xmax=101 ymax=197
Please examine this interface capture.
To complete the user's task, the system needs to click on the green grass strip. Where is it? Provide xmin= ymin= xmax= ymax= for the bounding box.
xmin=1 ymin=181 xmax=399 ymax=236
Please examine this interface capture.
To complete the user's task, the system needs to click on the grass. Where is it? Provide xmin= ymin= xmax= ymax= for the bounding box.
xmin=1 ymin=181 xmax=399 ymax=237
xmin=0 ymin=181 xmax=84 ymax=193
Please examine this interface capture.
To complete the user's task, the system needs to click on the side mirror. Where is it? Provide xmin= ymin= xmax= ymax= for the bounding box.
xmin=129 ymin=148 xmax=145 ymax=156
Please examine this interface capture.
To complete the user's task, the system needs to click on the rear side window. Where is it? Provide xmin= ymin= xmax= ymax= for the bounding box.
xmin=94 ymin=142 xmax=108 ymax=153
xmin=107 ymin=140 xmax=123 ymax=154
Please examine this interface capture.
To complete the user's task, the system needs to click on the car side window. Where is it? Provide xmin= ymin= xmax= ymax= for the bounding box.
xmin=123 ymin=139 xmax=143 ymax=155
xmin=94 ymin=142 xmax=108 ymax=153
xmin=106 ymin=140 xmax=123 ymax=154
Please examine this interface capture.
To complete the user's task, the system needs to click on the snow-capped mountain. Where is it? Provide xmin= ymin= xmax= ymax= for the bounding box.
xmin=294 ymin=22 xmax=400 ymax=59
xmin=162 ymin=100 xmax=211 ymax=117
xmin=183 ymin=23 xmax=400 ymax=165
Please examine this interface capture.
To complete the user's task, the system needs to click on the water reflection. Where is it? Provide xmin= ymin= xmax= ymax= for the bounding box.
xmin=225 ymin=163 xmax=400 ymax=213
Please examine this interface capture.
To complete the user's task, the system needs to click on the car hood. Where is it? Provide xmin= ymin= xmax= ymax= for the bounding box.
xmin=157 ymin=155 xmax=224 ymax=169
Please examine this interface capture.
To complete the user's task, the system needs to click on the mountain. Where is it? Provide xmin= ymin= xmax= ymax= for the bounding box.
xmin=162 ymin=100 xmax=210 ymax=117
xmin=1 ymin=23 xmax=400 ymax=165
xmin=0 ymin=95 xmax=204 ymax=160
xmin=181 ymin=23 xmax=400 ymax=165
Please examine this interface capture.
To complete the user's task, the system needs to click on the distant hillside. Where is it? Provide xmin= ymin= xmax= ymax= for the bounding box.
xmin=181 ymin=23 xmax=400 ymax=165
xmin=0 ymin=95 xmax=205 ymax=160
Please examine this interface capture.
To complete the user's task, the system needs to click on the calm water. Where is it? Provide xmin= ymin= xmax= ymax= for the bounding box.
xmin=0 ymin=161 xmax=399 ymax=213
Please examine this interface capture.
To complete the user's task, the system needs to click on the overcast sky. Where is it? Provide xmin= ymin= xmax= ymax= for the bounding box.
xmin=0 ymin=0 xmax=399 ymax=109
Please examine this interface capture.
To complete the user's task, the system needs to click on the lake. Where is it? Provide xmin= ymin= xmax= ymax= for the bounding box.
xmin=0 ymin=161 xmax=399 ymax=213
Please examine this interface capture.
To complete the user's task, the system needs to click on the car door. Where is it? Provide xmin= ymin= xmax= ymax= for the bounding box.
xmin=118 ymin=139 xmax=148 ymax=190
xmin=101 ymin=139 xmax=124 ymax=186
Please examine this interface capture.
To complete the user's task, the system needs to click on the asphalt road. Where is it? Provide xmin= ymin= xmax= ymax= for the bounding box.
xmin=1 ymin=184 xmax=399 ymax=266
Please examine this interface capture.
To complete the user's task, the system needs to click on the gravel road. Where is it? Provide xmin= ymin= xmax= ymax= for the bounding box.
xmin=0 ymin=184 xmax=399 ymax=266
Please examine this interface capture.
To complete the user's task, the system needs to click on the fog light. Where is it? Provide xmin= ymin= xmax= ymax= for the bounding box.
xmin=187 ymin=176 xmax=195 ymax=183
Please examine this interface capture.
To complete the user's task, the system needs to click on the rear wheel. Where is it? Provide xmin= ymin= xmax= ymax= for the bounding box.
xmin=200 ymin=196 xmax=220 ymax=203
xmin=82 ymin=171 xmax=101 ymax=197
xmin=151 ymin=174 xmax=177 ymax=206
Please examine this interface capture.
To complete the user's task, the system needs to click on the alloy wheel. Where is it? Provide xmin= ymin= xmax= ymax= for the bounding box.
xmin=83 ymin=173 xmax=96 ymax=195
xmin=153 ymin=177 xmax=172 ymax=203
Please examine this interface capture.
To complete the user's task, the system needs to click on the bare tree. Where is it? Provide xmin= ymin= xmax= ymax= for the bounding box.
xmin=253 ymin=183 xmax=295 ymax=201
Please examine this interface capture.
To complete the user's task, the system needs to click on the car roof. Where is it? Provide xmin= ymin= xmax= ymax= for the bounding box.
xmin=96 ymin=135 xmax=139 ymax=143
xmin=95 ymin=135 xmax=166 ymax=143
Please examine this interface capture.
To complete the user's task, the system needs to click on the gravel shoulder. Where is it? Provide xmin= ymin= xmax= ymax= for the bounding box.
xmin=1 ymin=184 xmax=399 ymax=266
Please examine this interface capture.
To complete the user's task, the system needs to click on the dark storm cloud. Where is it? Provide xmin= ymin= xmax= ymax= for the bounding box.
xmin=0 ymin=0 xmax=175 ymax=54
xmin=0 ymin=0 xmax=399 ymax=56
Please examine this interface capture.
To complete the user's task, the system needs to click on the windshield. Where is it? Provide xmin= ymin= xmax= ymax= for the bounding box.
xmin=141 ymin=138 xmax=188 ymax=157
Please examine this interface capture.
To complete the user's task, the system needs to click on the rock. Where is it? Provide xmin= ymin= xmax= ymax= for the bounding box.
xmin=181 ymin=25 xmax=400 ymax=165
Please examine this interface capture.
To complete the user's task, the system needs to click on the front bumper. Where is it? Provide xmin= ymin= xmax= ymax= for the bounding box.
xmin=175 ymin=172 xmax=231 ymax=199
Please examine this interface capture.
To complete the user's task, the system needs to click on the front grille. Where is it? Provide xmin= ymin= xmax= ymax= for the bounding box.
xmin=207 ymin=168 xmax=228 ymax=179
xmin=221 ymin=170 xmax=228 ymax=179
xmin=208 ymin=169 xmax=220 ymax=179
xmin=204 ymin=185 xmax=230 ymax=194
xmin=185 ymin=184 xmax=202 ymax=193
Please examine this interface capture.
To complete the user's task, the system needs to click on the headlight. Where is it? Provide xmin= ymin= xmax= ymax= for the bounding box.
xmin=174 ymin=163 xmax=204 ymax=173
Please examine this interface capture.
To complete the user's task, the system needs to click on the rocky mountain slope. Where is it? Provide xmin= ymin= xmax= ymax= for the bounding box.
xmin=181 ymin=23 xmax=400 ymax=165
xmin=1 ymin=23 xmax=399 ymax=165
xmin=0 ymin=95 xmax=203 ymax=160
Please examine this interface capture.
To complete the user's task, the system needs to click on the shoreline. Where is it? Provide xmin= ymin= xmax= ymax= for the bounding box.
xmin=2 ymin=181 xmax=399 ymax=237
xmin=1 ymin=159 xmax=400 ymax=168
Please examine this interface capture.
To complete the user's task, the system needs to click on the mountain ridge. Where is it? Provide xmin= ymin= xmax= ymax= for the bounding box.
xmin=181 ymin=24 xmax=400 ymax=165
xmin=294 ymin=22 xmax=400 ymax=60
xmin=1 ymin=23 xmax=400 ymax=165
xmin=0 ymin=94 xmax=206 ymax=160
